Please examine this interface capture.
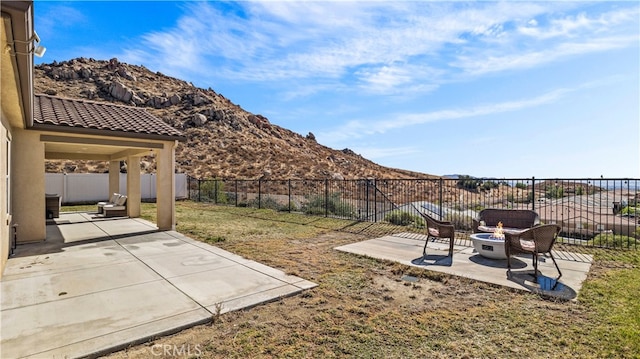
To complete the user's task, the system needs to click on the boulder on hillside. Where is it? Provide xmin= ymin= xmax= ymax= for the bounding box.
xmin=182 ymin=113 xmax=208 ymax=129
xmin=169 ymin=94 xmax=181 ymax=105
xmin=342 ymin=148 xmax=357 ymax=156
xmin=116 ymin=66 xmax=136 ymax=81
xmin=192 ymin=113 xmax=208 ymax=127
xmin=109 ymin=81 xmax=134 ymax=103
xmin=147 ymin=96 xmax=168 ymax=109
xmin=248 ymin=114 xmax=271 ymax=130
xmin=107 ymin=58 xmax=120 ymax=70
xmin=193 ymin=93 xmax=211 ymax=106
xmin=50 ymin=67 xmax=81 ymax=80
xmin=306 ymin=132 xmax=316 ymax=141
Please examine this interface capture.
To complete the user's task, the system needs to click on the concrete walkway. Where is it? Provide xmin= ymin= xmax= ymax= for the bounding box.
xmin=1 ymin=213 xmax=316 ymax=358
xmin=335 ymin=232 xmax=593 ymax=301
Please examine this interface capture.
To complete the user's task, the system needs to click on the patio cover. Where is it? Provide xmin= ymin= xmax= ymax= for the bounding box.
xmin=12 ymin=93 xmax=185 ymax=244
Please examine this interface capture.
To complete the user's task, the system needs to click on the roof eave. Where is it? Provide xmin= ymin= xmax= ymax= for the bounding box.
xmin=30 ymin=123 xmax=187 ymax=142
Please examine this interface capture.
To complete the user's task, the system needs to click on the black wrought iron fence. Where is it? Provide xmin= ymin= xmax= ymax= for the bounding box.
xmin=187 ymin=176 xmax=640 ymax=250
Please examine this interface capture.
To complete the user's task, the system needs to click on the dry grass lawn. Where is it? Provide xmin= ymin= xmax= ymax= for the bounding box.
xmin=95 ymin=202 xmax=639 ymax=358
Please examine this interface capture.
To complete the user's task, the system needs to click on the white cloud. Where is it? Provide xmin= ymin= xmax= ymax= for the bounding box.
xmin=455 ymin=34 xmax=638 ymax=76
xmin=352 ymin=145 xmax=421 ymax=160
xmin=319 ymin=86 xmax=577 ymax=142
xmin=116 ymin=2 xmax=638 ymax=98
xmin=519 ymin=7 xmax=640 ymax=40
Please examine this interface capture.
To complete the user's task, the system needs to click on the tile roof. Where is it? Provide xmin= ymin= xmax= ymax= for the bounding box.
xmin=33 ymin=94 xmax=185 ymax=141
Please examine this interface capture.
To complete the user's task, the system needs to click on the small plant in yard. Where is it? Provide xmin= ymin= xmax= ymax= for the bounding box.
xmin=204 ymin=235 xmax=226 ymax=243
xmin=384 ymin=210 xmax=425 ymax=228
xmin=443 ymin=213 xmax=473 ymax=231
xmin=211 ymin=302 xmax=223 ymax=324
xmin=621 ymin=206 xmax=637 ymax=216
xmin=199 ymin=179 xmax=228 ymax=204
xmin=251 ymin=195 xmax=282 ymax=211
xmin=590 ymin=233 xmax=639 ymax=249
xmin=302 ymin=192 xmax=355 ymax=218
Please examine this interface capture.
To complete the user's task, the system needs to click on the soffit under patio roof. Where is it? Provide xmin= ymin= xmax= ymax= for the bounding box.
xmin=32 ymin=94 xmax=186 ymax=161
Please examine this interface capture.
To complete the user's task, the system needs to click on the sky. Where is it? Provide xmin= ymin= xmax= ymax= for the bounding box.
xmin=33 ymin=1 xmax=640 ymax=179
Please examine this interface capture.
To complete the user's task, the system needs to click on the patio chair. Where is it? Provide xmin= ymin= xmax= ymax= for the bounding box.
xmin=417 ymin=212 xmax=455 ymax=258
xmin=97 ymin=193 xmax=121 ymax=214
xmin=103 ymin=195 xmax=128 ymax=217
xmin=505 ymin=224 xmax=562 ymax=281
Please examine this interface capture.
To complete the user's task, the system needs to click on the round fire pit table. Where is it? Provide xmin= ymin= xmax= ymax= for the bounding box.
xmin=470 ymin=233 xmax=507 ymax=259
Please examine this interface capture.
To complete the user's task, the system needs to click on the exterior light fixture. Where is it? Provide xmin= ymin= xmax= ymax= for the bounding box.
xmin=5 ymin=30 xmax=46 ymax=57
xmin=34 ymin=44 xmax=46 ymax=57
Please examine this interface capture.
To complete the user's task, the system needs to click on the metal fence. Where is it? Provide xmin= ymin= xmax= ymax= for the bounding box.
xmin=187 ymin=176 xmax=640 ymax=250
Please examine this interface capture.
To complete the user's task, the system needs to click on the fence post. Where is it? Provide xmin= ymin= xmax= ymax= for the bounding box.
xmin=288 ymin=179 xmax=292 ymax=212
xmin=214 ymin=179 xmax=218 ymax=204
xmin=531 ymin=176 xmax=536 ymax=212
xmin=365 ymin=180 xmax=370 ymax=221
xmin=187 ymin=176 xmax=191 ymax=200
xmin=235 ymin=180 xmax=238 ymax=207
xmin=439 ymin=178 xmax=444 ymax=218
xmin=197 ymin=179 xmax=201 ymax=202
xmin=325 ymin=179 xmax=329 ymax=217
xmin=373 ymin=179 xmax=378 ymax=222
xmin=258 ymin=180 xmax=262 ymax=209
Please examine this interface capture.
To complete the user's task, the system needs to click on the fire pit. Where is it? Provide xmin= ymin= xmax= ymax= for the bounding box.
xmin=471 ymin=222 xmax=507 ymax=259
xmin=470 ymin=233 xmax=507 ymax=259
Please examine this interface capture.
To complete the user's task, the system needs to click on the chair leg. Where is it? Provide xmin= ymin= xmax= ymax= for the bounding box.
xmin=549 ymin=251 xmax=563 ymax=280
xmin=448 ymin=236 xmax=454 ymax=257
xmin=422 ymin=236 xmax=430 ymax=257
xmin=532 ymin=252 xmax=539 ymax=281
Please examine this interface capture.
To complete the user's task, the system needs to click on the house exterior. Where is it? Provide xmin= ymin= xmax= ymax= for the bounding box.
xmin=1 ymin=1 xmax=185 ymax=278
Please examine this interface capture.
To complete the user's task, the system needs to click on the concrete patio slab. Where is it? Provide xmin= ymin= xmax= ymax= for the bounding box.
xmin=1 ymin=260 xmax=158 ymax=309
xmin=2 ymin=280 xmax=210 ymax=359
xmin=1 ymin=213 xmax=317 ymax=358
xmin=335 ymin=232 xmax=593 ymax=301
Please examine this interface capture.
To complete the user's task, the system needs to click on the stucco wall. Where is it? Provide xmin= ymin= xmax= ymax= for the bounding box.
xmin=12 ymin=128 xmax=46 ymax=243
xmin=1 ymin=115 xmax=11 ymax=275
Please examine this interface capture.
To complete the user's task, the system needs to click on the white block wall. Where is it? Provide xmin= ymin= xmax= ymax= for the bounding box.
xmin=45 ymin=173 xmax=187 ymax=204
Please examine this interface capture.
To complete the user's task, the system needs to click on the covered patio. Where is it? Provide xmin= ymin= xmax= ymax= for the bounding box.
xmin=11 ymin=94 xmax=186 ymax=248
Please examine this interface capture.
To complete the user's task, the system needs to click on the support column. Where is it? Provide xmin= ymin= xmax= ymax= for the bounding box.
xmin=12 ymin=129 xmax=45 ymax=243
xmin=126 ymin=156 xmax=141 ymax=218
xmin=156 ymin=141 xmax=176 ymax=230
xmin=108 ymin=160 xmax=120 ymax=196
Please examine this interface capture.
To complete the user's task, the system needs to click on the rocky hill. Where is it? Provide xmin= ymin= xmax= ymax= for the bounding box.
xmin=35 ymin=58 xmax=438 ymax=180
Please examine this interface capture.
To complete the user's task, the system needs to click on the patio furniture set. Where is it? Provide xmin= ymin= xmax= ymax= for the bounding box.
xmin=418 ymin=208 xmax=563 ymax=283
xmin=96 ymin=193 xmax=128 ymax=217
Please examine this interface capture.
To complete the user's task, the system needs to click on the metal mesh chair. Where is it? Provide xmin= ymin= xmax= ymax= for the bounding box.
xmin=505 ymin=224 xmax=562 ymax=281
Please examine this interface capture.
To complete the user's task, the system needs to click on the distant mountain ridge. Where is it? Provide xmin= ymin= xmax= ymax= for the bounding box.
xmin=35 ymin=57 xmax=438 ymax=180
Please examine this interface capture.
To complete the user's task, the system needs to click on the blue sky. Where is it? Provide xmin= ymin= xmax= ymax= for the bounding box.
xmin=34 ymin=1 xmax=639 ymax=179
